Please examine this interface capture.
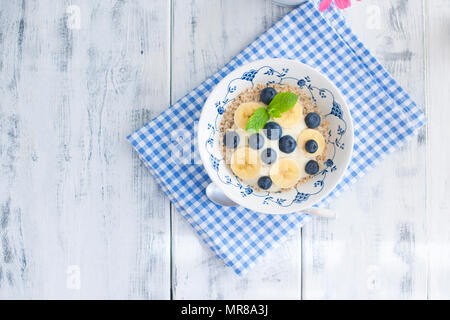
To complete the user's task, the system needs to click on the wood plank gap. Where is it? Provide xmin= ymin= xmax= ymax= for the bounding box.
xmin=169 ymin=0 xmax=175 ymax=301
xmin=423 ymin=0 xmax=430 ymax=301
xmin=300 ymin=226 xmax=304 ymax=300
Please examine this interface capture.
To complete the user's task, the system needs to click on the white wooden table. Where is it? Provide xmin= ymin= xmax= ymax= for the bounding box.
xmin=0 ymin=0 xmax=448 ymax=300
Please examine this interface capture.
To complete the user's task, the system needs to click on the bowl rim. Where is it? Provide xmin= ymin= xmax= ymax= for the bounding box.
xmin=198 ymin=58 xmax=354 ymax=214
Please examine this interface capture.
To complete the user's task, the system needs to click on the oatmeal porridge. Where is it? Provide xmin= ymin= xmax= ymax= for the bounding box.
xmin=220 ymin=84 xmax=329 ymax=192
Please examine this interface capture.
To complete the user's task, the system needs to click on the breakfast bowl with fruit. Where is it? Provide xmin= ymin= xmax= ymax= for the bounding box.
xmin=198 ymin=58 xmax=353 ymax=215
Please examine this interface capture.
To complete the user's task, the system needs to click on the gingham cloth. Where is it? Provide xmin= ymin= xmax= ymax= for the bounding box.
xmin=127 ymin=2 xmax=425 ymax=275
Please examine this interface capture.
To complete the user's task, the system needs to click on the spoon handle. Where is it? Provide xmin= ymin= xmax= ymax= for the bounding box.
xmin=271 ymin=0 xmax=309 ymax=8
xmin=305 ymin=207 xmax=336 ymax=219
xmin=206 ymin=183 xmax=336 ymax=218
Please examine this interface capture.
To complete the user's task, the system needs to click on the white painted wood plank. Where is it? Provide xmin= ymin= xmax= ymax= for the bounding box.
xmin=0 ymin=0 xmax=171 ymax=299
xmin=302 ymin=0 xmax=428 ymax=299
xmin=171 ymin=0 xmax=302 ymax=300
xmin=426 ymin=0 xmax=450 ymax=300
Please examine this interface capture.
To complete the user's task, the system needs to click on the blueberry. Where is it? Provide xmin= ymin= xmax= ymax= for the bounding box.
xmin=305 ymin=139 xmax=318 ymax=154
xmin=258 ymin=176 xmax=273 ymax=190
xmin=261 ymin=148 xmax=277 ymax=165
xmin=278 ymin=135 xmax=297 ymax=154
xmin=305 ymin=160 xmax=319 ymax=175
xmin=223 ymin=131 xmax=239 ymax=148
xmin=248 ymin=133 xmax=265 ymax=150
xmin=263 ymin=122 xmax=282 ymax=140
xmin=305 ymin=112 xmax=321 ymax=129
xmin=260 ymin=87 xmax=277 ymax=105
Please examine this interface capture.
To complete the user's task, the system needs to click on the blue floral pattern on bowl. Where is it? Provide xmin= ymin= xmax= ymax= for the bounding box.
xmin=198 ymin=59 xmax=353 ymax=214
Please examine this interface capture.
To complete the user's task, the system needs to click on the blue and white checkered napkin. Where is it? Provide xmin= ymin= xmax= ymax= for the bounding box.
xmin=128 ymin=2 xmax=425 ymax=274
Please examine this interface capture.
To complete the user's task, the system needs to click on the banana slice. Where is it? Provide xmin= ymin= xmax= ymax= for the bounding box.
xmin=231 ymin=147 xmax=261 ymax=179
xmin=297 ymin=129 xmax=326 ymax=158
xmin=234 ymin=102 xmax=265 ymax=130
xmin=275 ymin=102 xmax=302 ymax=128
xmin=269 ymin=159 xmax=301 ymax=188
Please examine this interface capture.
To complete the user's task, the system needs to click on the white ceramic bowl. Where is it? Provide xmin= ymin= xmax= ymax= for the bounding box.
xmin=198 ymin=58 xmax=353 ymax=214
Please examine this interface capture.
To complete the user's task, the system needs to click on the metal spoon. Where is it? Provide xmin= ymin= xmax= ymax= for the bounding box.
xmin=206 ymin=183 xmax=239 ymax=207
xmin=206 ymin=182 xmax=336 ymax=218
xmin=271 ymin=0 xmax=309 ymax=8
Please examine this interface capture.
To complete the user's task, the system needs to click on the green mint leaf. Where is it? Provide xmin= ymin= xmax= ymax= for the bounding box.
xmin=268 ymin=108 xmax=282 ymax=118
xmin=267 ymin=92 xmax=298 ymax=118
xmin=246 ymin=107 xmax=269 ymax=133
